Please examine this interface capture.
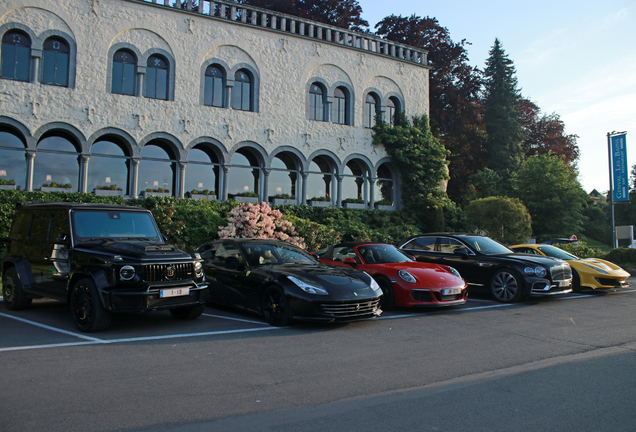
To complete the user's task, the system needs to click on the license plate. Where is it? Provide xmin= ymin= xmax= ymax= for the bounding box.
xmin=558 ymin=280 xmax=571 ymax=287
xmin=160 ymin=287 xmax=190 ymax=298
xmin=442 ymin=288 xmax=462 ymax=295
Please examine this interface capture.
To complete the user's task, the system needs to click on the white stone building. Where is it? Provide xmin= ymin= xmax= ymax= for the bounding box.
xmin=0 ymin=0 xmax=430 ymax=209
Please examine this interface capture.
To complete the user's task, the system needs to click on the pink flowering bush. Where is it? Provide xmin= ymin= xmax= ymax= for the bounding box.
xmin=218 ymin=202 xmax=306 ymax=249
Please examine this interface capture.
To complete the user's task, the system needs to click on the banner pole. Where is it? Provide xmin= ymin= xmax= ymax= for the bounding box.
xmin=608 ymin=132 xmax=616 ymax=248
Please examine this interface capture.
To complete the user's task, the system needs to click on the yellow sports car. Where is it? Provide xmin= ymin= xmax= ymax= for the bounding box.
xmin=510 ymin=244 xmax=630 ymax=291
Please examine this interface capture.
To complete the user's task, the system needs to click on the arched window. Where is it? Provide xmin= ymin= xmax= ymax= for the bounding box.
xmin=138 ymin=143 xmax=176 ymax=196
xmin=112 ymin=49 xmax=137 ymax=96
xmin=204 ymin=65 xmax=225 ymax=108
xmin=145 ymin=55 xmax=169 ymax=100
xmin=34 ymin=136 xmax=80 ymax=191
xmin=306 ymin=156 xmax=334 ymax=204
xmin=228 ymin=150 xmax=260 ymax=197
xmin=1 ymin=31 xmax=31 ymax=82
xmin=375 ymin=163 xmax=394 ymax=207
xmin=0 ymin=131 xmax=27 ymax=190
xmin=88 ymin=140 xmax=130 ymax=194
xmin=308 ymin=83 xmax=325 ymax=121
xmin=387 ymin=97 xmax=401 ymax=126
xmin=269 ymin=153 xmax=298 ymax=201
xmin=364 ymin=93 xmax=380 ymax=128
xmin=332 ymin=87 xmax=348 ymax=125
xmin=342 ymin=160 xmax=366 ymax=205
xmin=232 ymin=70 xmax=252 ymax=111
xmin=185 ymin=145 xmax=220 ymax=197
xmin=42 ymin=37 xmax=69 ymax=87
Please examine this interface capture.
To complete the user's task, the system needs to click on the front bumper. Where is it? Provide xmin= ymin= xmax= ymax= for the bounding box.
xmin=289 ymin=295 xmax=383 ymax=322
xmin=529 ymin=278 xmax=572 ymax=296
xmin=103 ymin=282 xmax=209 ymax=313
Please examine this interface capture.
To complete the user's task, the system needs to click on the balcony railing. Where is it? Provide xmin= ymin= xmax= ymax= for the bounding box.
xmin=126 ymin=0 xmax=428 ymax=67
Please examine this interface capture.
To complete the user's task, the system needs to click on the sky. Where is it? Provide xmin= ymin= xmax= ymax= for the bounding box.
xmin=357 ymin=0 xmax=636 ymax=194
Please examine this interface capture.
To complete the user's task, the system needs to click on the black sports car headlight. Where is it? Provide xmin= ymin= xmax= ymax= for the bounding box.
xmin=367 ymin=275 xmax=383 ymax=293
xmin=288 ymin=276 xmax=329 ymax=295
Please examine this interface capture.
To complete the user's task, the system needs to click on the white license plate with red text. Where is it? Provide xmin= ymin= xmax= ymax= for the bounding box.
xmin=160 ymin=287 xmax=190 ymax=298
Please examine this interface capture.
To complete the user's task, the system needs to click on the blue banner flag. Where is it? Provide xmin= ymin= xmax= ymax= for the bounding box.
xmin=611 ymin=133 xmax=629 ymax=202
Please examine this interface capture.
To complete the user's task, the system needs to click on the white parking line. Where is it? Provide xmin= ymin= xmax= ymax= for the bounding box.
xmin=203 ymin=312 xmax=268 ymax=325
xmin=0 ymin=312 xmax=104 ymax=342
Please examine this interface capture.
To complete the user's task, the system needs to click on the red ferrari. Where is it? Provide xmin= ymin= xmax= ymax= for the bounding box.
xmin=316 ymin=242 xmax=468 ymax=309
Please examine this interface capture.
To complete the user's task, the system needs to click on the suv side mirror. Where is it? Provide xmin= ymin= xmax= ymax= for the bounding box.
xmin=56 ymin=233 xmax=68 ymax=244
xmin=343 ymin=257 xmax=357 ymax=266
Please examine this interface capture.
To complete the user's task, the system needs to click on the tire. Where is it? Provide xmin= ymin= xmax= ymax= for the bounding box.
xmin=376 ymin=277 xmax=395 ymax=311
xmin=490 ymin=269 xmax=524 ymax=303
xmin=262 ymin=286 xmax=292 ymax=326
xmin=2 ymin=267 xmax=32 ymax=310
xmin=572 ymin=270 xmax=582 ymax=292
xmin=69 ymin=278 xmax=112 ymax=332
xmin=170 ymin=304 xmax=204 ymax=320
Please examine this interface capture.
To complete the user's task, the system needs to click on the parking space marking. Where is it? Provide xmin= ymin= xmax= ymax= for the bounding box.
xmin=0 ymin=312 xmax=104 ymax=342
xmin=203 ymin=313 xmax=268 ymax=325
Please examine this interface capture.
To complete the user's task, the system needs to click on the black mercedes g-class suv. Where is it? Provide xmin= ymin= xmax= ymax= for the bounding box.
xmin=2 ymin=202 xmax=209 ymax=332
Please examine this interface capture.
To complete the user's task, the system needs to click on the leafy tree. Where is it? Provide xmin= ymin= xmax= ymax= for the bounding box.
xmin=238 ymin=0 xmax=369 ymax=30
xmin=518 ymin=98 xmax=580 ymax=165
xmin=464 ymin=168 xmax=502 ymax=201
xmin=465 ymin=196 xmax=532 ymax=244
xmin=483 ymin=38 xmax=525 ymax=189
xmin=372 ymin=114 xmax=450 ymax=222
xmin=374 ymin=14 xmax=486 ymax=203
xmin=513 ymin=153 xmax=587 ymax=240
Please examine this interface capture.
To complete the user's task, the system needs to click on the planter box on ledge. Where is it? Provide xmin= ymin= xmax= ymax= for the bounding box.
xmin=342 ymin=202 xmax=366 ymax=209
xmin=233 ymin=196 xmax=259 ymax=204
xmin=93 ymin=189 xmax=124 ymax=197
xmin=41 ymin=186 xmax=73 ymax=193
xmin=374 ymin=204 xmax=395 ymax=211
xmin=140 ymin=190 xmax=171 ymax=198
xmin=270 ymin=198 xmax=297 ymax=205
xmin=308 ymin=200 xmax=331 ymax=207
xmin=187 ymin=193 xmax=217 ymax=201
xmin=0 ymin=184 xmax=16 ymax=190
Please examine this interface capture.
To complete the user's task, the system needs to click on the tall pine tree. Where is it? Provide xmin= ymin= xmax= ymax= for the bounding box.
xmin=483 ymin=39 xmax=524 ymax=191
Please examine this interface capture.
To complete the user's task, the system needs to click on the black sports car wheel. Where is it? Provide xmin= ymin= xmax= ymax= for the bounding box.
xmin=2 ymin=267 xmax=32 ymax=310
xmin=490 ymin=269 xmax=523 ymax=303
xmin=376 ymin=277 xmax=395 ymax=311
xmin=70 ymin=278 xmax=112 ymax=332
xmin=262 ymin=286 xmax=292 ymax=326
xmin=170 ymin=304 xmax=204 ymax=320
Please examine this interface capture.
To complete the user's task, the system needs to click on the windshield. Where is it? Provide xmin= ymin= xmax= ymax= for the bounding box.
xmin=357 ymin=244 xmax=413 ymax=264
xmin=241 ymin=243 xmax=316 ymax=266
xmin=462 ymin=236 xmax=513 ymax=255
xmin=537 ymin=245 xmax=578 ymax=260
xmin=72 ymin=210 xmax=161 ymax=241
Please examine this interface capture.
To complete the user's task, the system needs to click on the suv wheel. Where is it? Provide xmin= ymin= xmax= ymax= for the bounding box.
xmin=2 ymin=267 xmax=32 ymax=310
xmin=70 ymin=278 xmax=112 ymax=332
xmin=169 ymin=304 xmax=204 ymax=320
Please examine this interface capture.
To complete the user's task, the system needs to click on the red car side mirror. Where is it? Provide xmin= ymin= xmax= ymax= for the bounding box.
xmin=343 ymin=257 xmax=357 ymax=266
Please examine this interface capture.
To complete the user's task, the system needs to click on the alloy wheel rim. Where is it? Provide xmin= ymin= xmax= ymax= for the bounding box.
xmin=492 ymin=272 xmax=518 ymax=301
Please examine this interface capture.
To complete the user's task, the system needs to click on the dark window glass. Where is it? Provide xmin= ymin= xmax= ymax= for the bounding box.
xmin=0 ymin=131 xmax=27 ymax=190
xmin=88 ymin=141 xmax=129 ymax=194
xmin=387 ymin=98 xmax=396 ymax=126
xmin=42 ymin=37 xmax=69 ymax=87
xmin=29 ymin=212 xmax=50 ymax=242
xmin=309 ymin=84 xmax=324 ymax=121
xmin=145 ymin=55 xmax=168 ymax=100
xmin=1 ymin=31 xmax=31 ymax=81
xmin=138 ymin=144 xmax=174 ymax=196
xmin=34 ymin=136 xmax=79 ymax=191
xmin=10 ymin=211 xmax=31 ymax=242
xmin=185 ymin=146 xmax=219 ymax=196
xmin=72 ymin=210 xmax=160 ymax=240
xmin=332 ymin=87 xmax=347 ymax=125
xmin=49 ymin=212 xmax=70 ymax=243
xmin=232 ymin=71 xmax=251 ymax=111
xmin=365 ymin=94 xmax=379 ymax=128
xmin=204 ymin=65 xmax=224 ymax=107
xmin=112 ymin=49 xmax=137 ymax=95
xmin=411 ymin=237 xmax=436 ymax=251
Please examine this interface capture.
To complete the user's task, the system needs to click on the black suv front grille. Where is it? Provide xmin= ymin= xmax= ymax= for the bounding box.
xmin=141 ymin=263 xmax=194 ymax=282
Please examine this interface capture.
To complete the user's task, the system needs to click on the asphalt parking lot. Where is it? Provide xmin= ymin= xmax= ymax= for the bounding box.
xmin=1 ymin=286 xmax=633 ymax=352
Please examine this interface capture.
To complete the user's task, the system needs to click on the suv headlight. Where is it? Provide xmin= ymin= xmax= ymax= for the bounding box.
xmin=120 ymin=265 xmax=136 ymax=281
xmin=288 ymin=276 xmax=328 ymax=295
xmin=194 ymin=261 xmax=203 ymax=277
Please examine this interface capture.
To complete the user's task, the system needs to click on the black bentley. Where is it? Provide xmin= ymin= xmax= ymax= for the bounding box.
xmin=397 ymin=234 xmax=573 ymax=302
xmin=196 ymin=239 xmax=383 ymax=325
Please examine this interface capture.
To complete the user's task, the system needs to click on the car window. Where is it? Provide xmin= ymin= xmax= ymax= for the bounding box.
xmin=10 ymin=211 xmax=31 ymax=242
xmin=402 ymin=237 xmax=435 ymax=251
xmin=439 ymin=237 xmax=464 ymax=253
xmin=215 ymin=243 xmax=242 ymax=262
xmin=72 ymin=210 xmax=160 ymax=241
xmin=49 ymin=212 xmax=69 ymax=244
xmin=358 ymin=245 xmax=412 ymax=264
xmin=29 ymin=212 xmax=50 ymax=242
xmin=537 ymin=245 xmax=579 ymax=260
xmin=333 ymin=246 xmax=360 ymax=263
xmin=242 ymin=243 xmax=315 ymax=266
